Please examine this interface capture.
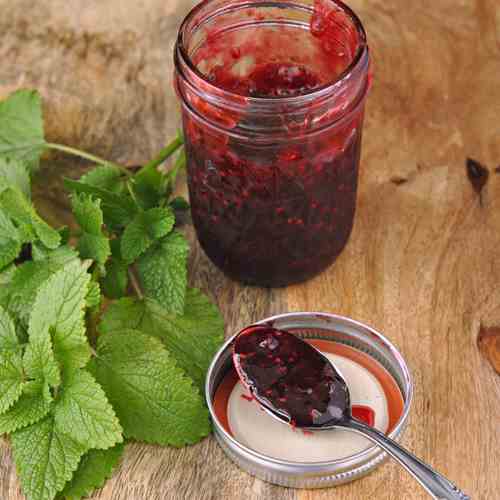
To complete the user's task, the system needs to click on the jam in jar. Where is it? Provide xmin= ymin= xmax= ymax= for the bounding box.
xmin=175 ymin=0 xmax=371 ymax=287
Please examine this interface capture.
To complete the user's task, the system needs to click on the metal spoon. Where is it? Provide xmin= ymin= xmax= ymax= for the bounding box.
xmin=233 ymin=325 xmax=470 ymax=500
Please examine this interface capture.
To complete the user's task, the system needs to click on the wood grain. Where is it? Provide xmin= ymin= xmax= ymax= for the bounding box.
xmin=1 ymin=0 xmax=499 ymax=499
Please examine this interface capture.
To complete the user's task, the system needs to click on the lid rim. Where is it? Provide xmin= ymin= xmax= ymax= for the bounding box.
xmin=205 ymin=312 xmax=413 ymax=486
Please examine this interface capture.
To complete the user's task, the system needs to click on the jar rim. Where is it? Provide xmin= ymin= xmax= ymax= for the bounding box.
xmin=175 ymin=0 xmax=369 ymax=106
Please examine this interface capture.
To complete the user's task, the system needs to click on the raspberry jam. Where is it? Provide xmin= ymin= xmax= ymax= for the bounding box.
xmin=233 ymin=325 xmax=350 ymax=427
xmin=209 ymin=62 xmax=323 ymax=98
xmin=175 ymin=0 xmax=370 ymax=286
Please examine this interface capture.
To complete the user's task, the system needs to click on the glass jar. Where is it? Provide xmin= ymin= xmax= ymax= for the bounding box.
xmin=175 ymin=0 xmax=371 ymax=287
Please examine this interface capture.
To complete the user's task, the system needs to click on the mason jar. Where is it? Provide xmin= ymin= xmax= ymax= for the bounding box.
xmin=175 ymin=0 xmax=371 ymax=287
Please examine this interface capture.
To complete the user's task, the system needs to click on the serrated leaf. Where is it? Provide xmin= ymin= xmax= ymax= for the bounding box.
xmin=101 ymin=239 xmax=128 ymax=299
xmin=0 ymin=351 xmax=25 ymax=414
xmin=89 ymin=329 xmax=210 ymax=446
xmin=77 ymin=234 xmax=110 ymax=266
xmin=136 ymin=231 xmax=188 ymax=314
xmin=11 ymin=415 xmax=86 ymax=500
xmin=0 ymin=246 xmax=79 ymax=329
xmin=0 ymin=156 xmax=31 ymax=199
xmin=22 ymin=260 xmax=89 ymax=389
xmin=23 ymin=321 xmax=61 ymax=390
xmin=70 ymin=193 xmax=104 ymax=236
xmin=16 ymin=222 xmax=35 ymax=243
xmin=0 ymin=304 xmax=19 ymax=352
xmin=0 ymin=90 xmax=45 ymax=170
xmin=0 ymin=187 xmax=60 ymax=249
xmin=85 ymin=281 xmax=101 ymax=310
xmin=130 ymin=180 xmax=162 ymax=211
xmin=79 ymin=166 xmax=125 ymax=194
xmin=26 ymin=260 xmax=91 ymax=376
xmin=121 ymin=207 xmax=175 ymax=263
xmin=99 ymin=289 xmax=224 ymax=390
xmin=64 ymin=178 xmax=137 ymax=229
xmin=31 ymin=242 xmax=50 ymax=261
xmin=71 ymin=194 xmax=110 ymax=266
xmin=32 ymin=229 xmax=69 ymax=260
xmin=33 ymin=245 xmax=78 ymax=264
xmin=59 ymin=443 xmax=124 ymax=500
xmin=101 ymin=258 xmax=128 ymax=299
xmin=54 ymin=370 xmax=122 ymax=450
xmin=0 ymin=209 xmax=22 ymax=270
xmin=0 ymin=381 xmax=52 ymax=434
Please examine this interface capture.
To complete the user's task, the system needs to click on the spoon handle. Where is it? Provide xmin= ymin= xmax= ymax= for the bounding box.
xmin=339 ymin=418 xmax=470 ymax=500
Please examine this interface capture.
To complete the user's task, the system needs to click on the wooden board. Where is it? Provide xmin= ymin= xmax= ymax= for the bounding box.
xmin=1 ymin=0 xmax=499 ymax=499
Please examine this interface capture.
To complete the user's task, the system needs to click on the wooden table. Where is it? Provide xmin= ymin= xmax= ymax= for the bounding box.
xmin=1 ymin=1 xmax=499 ymax=498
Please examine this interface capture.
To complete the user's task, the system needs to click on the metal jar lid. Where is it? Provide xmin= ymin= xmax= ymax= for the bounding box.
xmin=205 ymin=312 xmax=413 ymax=489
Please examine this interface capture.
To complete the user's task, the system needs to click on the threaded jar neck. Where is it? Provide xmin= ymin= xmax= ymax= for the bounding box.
xmin=175 ymin=0 xmax=370 ymax=140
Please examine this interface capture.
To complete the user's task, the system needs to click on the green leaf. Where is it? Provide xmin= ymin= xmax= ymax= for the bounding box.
xmin=23 ymin=314 xmax=61 ymax=391
xmin=121 ymin=207 xmax=175 ymax=263
xmin=0 ymin=156 xmax=31 ymax=199
xmin=0 ymin=187 xmax=60 ymax=249
xmin=0 ymin=246 xmax=79 ymax=330
xmin=170 ymin=196 xmax=190 ymax=212
xmin=26 ymin=260 xmax=91 ymax=377
xmin=71 ymin=194 xmax=110 ymax=266
xmin=64 ymin=178 xmax=137 ymax=229
xmin=0 ymin=89 xmax=45 ymax=170
xmin=31 ymin=242 xmax=50 ymax=261
xmin=99 ymin=289 xmax=224 ymax=390
xmin=101 ymin=259 xmax=128 ymax=299
xmin=0 ymin=209 xmax=22 ymax=270
xmin=71 ymin=193 xmax=105 ymax=236
xmin=31 ymin=227 xmax=68 ymax=260
xmin=131 ymin=135 xmax=184 ymax=209
xmin=58 ymin=226 xmax=71 ymax=246
xmin=0 ymin=351 xmax=25 ymax=414
xmin=0 ymin=303 xmax=19 ymax=352
xmin=0 ymin=381 xmax=52 ymax=434
xmin=130 ymin=175 xmax=163 ymax=210
xmin=101 ymin=239 xmax=128 ymax=299
xmin=0 ymin=263 xmax=16 ymax=284
xmin=78 ymin=234 xmax=110 ymax=268
xmin=54 ymin=370 xmax=122 ymax=450
xmin=59 ymin=443 xmax=124 ymax=500
xmin=0 ymin=307 xmax=25 ymax=414
xmin=85 ymin=281 xmax=101 ymax=310
xmin=89 ymin=329 xmax=210 ymax=446
xmin=79 ymin=166 xmax=125 ymax=194
xmin=11 ymin=415 xmax=86 ymax=500
xmin=136 ymin=231 xmax=188 ymax=314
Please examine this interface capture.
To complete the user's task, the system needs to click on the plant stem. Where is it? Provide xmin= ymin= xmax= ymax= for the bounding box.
xmin=168 ymin=150 xmax=187 ymax=182
xmin=46 ymin=142 xmax=132 ymax=177
xmin=139 ymin=134 xmax=184 ymax=173
xmin=86 ymin=311 xmax=100 ymax=350
xmin=128 ymin=268 xmax=144 ymax=300
xmin=126 ymin=180 xmax=140 ymax=206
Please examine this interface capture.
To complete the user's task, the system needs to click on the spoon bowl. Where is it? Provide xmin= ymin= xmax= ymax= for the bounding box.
xmin=233 ymin=325 xmax=470 ymax=500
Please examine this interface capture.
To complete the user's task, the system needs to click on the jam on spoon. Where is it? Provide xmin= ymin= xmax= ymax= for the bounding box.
xmin=232 ymin=324 xmax=350 ymax=427
xmin=233 ymin=325 xmax=470 ymax=500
